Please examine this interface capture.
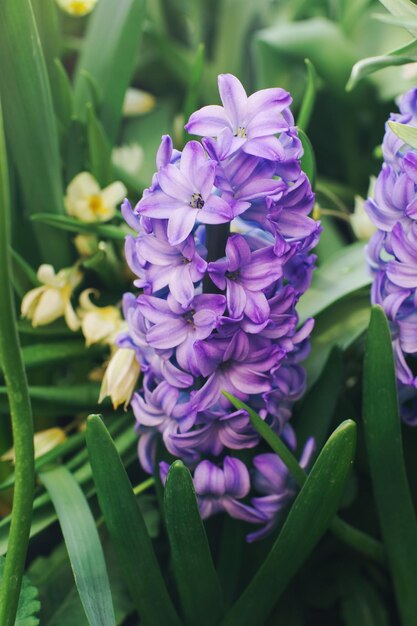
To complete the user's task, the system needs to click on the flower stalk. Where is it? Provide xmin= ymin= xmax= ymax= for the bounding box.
xmin=0 ymin=103 xmax=35 ymax=624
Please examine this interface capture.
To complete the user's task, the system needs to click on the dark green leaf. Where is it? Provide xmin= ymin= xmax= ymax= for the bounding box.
xmin=363 ymin=306 xmax=417 ymax=626
xmin=52 ymin=59 xmax=74 ymax=132
xmin=0 ymin=557 xmax=40 ymax=625
xmin=294 ymin=347 xmax=344 ymax=454
xmin=20 ymin=341 xmax=103 ymax=370
xmin=86 ymin=103 xmax=113 ymax=186
xmin=0 ymin=384 xmax=103 ymax=408
xmin=0 ymin=0 xmax=70 ymax=266
xmin=304 ymin=291 xmax=370 ymax=389
xmin=40 ymin=466 xmax=115 ymax=626
xmin=30 ymin=213 xmax=132 ymax=240
xmin=298 ymin=242 xmax=371 ymax=324
xmin=74 ymin=0 xmax=147 ymax=142
xmin=297 ymin=59 xmax=317 ymax=132
xmin=86 ymin=415 xmax=181 ymax=626
xmin=299 ymin=128 xmax=316 ymax=189
xmin=164 ymin=460 xmax=224 ymax=626
xmin=221 ymin=421 xmax=357 ymax=626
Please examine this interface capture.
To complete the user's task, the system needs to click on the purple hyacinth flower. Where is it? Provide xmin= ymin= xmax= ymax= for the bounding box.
xmin=208 ymin=234 xmax=285 ymax=324
xmin=247 ymin=438 xmax=315 ymax=542
xmin=137 ymin=293 xmax=226 ymax=374
xmin=115 ymin=73 xmax=319 ymax=534
xmin=161 ymin=457 xmax=265 ymax=523
xmin=186 ymin=73 xmax=292 ymax=159
xmin=136 ymin=141 xmax=248 ymax=245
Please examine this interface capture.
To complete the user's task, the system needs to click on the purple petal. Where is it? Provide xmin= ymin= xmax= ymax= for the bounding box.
xmin=223 ymin=456 xmax=250 ymax=497
xmin=147 ymin=319 xmax=188 ymax=349
xmin=156 ymin=135 xmax=173 ymax=169
xmin=199 ymin=195 xmax=234 ymax=224
xmin=167 ymin=208 xmax=197 ymax=245
xmin=246 ymin=87 xmax=291 ymax=119
xmin=158 ymin=164 xmax=192 ymax=202
xmin=227 ymin=280 xmax=247 ymax=319
xmin=243 ymin=136 xmax=286 ymax=160
xmin=137 ymin=190 xmax=185 ymax=217
xmin=185 ymin=105 xmax=230 ymax=136
xmin=226 ymin=234 xmax=252 ymax=271
xmin=194 ymin=460 xmax=225 ymax=496
xmin=218 ymin=73 xmax=247 ymax=129
xmin=168 ymin=265 xmax=196 ymax=306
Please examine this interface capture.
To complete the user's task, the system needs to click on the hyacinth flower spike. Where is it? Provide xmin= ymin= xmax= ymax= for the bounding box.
xmin=365 ymin=88 xmax=417 ymax=421
xmin=105 ymin=73 xmax=319 ymax=540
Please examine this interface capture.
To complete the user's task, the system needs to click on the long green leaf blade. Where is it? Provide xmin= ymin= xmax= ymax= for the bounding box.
xmin=164 ymin=460 xmax=225 ymax=626
xmin=363 ymin=306 xmax=417 ymax=626
xmin=40 ymin=465 xmax=115 ymax=626
xmin=74 ymin=0 xmax=146 ymax=142
xmin=221 ymin=421 xmax=357 ymax=626
xmin=0 ymin=0 xmax=70 ymax=266
xmin=86 ymin=414 xmax=181 ymax=626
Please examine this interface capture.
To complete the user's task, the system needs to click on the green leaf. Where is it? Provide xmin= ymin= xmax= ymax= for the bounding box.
xmin=0 ymin=557 xmax=40 ymax=625
xmin=52 ymin=59 xmax=74 ymax=132
xmin=347 ymin=38 xmax=417 ymax=90
xmin=39 ymin=466 xmax=115 ymax=626
xmin=30 ymin=213 xmax=131 ymax=240
xmin=164 ymin=460 xmax=225 ymax=626
xmin=363 ymin=306 xmax=417 ymax=626
xmin=74 ymin=0 xmax=147 ymax=142
xmin=29 ymin=539 xmax=134 ymax=626
xmin=86 ymin=104 xmax=113 ymax=186
xmin=0 ymin=418 xmax=136 ymax=555
xmin=304 ymin=291 xmax=371 ymax=389
xmin=183 ymin=43 xmax=205 ymax=130
xmin=298 ymin=128 xmax=316 ymax=189
xmin=294 ymin=348 xmax=344 ymax=454
xmin=379 ymin=0 xmax=417 ymax=36
xmin=0 ymin=430 xmax=86 ymax=492
xmin=19 ymin=341 xmax=103 ymax=370
xmin=0 ymin=384 xmax=103 ymax=408
xmin=340 ymin=568 xmax=389 ymax=626
xmin=297 ymin=59 xmax=317 ymax=132
xmin=388 ymin=121 xmax=417 ymax=150
xmin=298 ymin=242 xmax=371 ymax=324
xmin=0 ymin=0 xmax=70 ymax=266
xmin=220 ymin=421 xmax=357 ymax=626
xmin=255 ymin=18 xmax=358 ymax=95
xmin=86 ymin=415 xmax=181 ymax=626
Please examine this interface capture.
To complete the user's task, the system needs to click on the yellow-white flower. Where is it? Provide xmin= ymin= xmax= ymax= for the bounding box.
xmin=78 ymin=289 xmax=125 ymax=346
xmin=351 ymin=177 xmax=377 ymax=241
xmin=21 ymin=264 xmax=82 ymax=330
xmin=56 ymin=0 xmax=98 ymax=16
xmin=99 ymin=347 xmax=140 ymax=409
xmin=122 ymin=88 xmax=156 ymax=116
xmin=65 ymin=172 xmax=126 ymax=223
xmin=112 ymin=143 xmax=144 ymax=178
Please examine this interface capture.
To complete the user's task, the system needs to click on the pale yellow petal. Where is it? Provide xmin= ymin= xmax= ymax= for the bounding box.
xmin=32 ymin=288 xmax=66 ymax=327
xmin=100 ymin=181 xmax=127 ymax=210
xmin=21 ymin=286 xmax=45 ymax=319
xmin=37 ymin=264 xmax=57 ymax=286
xmin=64 ymin=301 xmax=81 ymax=331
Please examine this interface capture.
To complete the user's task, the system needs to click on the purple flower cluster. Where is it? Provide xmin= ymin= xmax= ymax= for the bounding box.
xmin=119 ymin=74 xmax=319 ymax=538
xmin=366 ymin=88 xmax=417 ymax=423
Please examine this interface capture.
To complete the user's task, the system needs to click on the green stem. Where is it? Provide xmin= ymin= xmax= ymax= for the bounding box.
xmin=224 ymin=392 xmax=386 ymax=566
xmin=0 ymin=102 xmax=35 ymax=625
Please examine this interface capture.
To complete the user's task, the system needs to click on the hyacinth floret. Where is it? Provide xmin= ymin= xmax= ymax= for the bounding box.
xmin=365 ymin=88 xmax=417 ymax=423
xmin=119 ymin=74 xmax=319 ymax=538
